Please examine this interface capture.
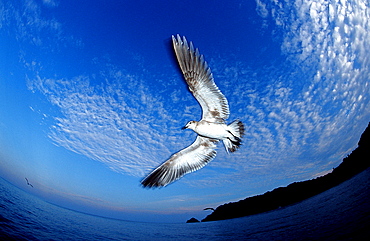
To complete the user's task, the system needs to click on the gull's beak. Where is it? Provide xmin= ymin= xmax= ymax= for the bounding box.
xmin=182 ymin=125 xmax=188 ymax=130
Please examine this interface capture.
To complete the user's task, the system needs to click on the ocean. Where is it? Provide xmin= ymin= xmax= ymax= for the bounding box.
xmin=1 ymin=169 xmax=370 ymax=241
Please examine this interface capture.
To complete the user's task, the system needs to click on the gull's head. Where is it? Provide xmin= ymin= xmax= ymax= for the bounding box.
xmin=182 ymin=121 xmax=197 ymax=130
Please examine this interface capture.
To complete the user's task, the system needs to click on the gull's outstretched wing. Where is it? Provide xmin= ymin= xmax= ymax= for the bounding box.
xmin=141 ymin=136 xmax=218 ymax=188
xmin=172 ymin=34 xmax=229 ymax=122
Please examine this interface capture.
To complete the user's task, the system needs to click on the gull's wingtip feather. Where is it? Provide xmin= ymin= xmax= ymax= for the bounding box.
xmin=171 ymin=34 xmax=177 ymax=43
xmin=141 ymin=164 xmax=172 ymax=188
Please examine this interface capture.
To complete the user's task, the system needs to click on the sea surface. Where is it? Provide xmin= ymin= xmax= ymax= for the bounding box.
xmin=1 ymin=169 xmax=370 ymax=241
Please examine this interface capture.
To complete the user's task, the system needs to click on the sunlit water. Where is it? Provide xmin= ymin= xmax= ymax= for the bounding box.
xmin=1 ymin=169 xmax=370 ymax=241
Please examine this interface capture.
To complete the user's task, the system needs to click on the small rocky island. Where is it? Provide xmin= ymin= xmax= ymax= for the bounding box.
xmin=186 ymin=217 xmax=200 ymax=223
xmin=196 ymin=122 xmax=370 ymax=222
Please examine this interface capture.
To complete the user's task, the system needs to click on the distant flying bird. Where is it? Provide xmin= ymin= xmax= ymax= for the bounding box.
xmin=203 ymin=207 xmax=215 ymax=211
xmin=141 ymin=35 xmax=244 ymax=188
xmin=25 ymin=178 xmax=33 ymax=188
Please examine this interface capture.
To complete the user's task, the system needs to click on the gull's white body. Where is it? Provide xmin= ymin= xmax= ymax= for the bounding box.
xmin=185 ymin=120 xmax=241 ymax=143
xmin=141 ymin=35 xmax=245 ymax=188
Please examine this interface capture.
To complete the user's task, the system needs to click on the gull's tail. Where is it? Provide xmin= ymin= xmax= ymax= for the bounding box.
xmin=223 ymin=120 xmax=245 ymax=153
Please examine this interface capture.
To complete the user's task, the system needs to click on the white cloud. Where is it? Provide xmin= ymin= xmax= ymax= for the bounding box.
xmin=193 ymin=0 xmax=370 ymax=187
xmin=0 ymin=0 xmax=80 ymax=49
xmin=256 ymin=0 xmax=269 ymax=18
xmin=42 ymin=0 xmax=59 ymax=8
xmin=28 ymin=69 xmax=193 ymax=177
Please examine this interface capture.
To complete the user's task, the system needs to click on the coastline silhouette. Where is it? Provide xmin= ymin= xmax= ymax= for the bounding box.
xmin=199 ymin=122 xmax=370 ymax=222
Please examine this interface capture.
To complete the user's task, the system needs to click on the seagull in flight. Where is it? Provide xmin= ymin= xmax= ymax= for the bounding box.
xmin=25 ymin=178 xmax=34 ymax=188
xmin=141 ymin=35 xmax=244 ymax=188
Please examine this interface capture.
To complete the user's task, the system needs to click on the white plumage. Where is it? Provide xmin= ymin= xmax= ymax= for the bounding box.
xmin=141 ymin=35 xmax=244 ymax=188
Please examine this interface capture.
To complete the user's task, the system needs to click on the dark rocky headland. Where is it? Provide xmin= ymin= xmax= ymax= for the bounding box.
xmin=200 ymin=122 xmax=370 ymax=222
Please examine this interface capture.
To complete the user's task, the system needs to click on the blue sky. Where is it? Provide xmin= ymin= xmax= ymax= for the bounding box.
xmin=0 ymin=0 xmax=369 ymax=223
